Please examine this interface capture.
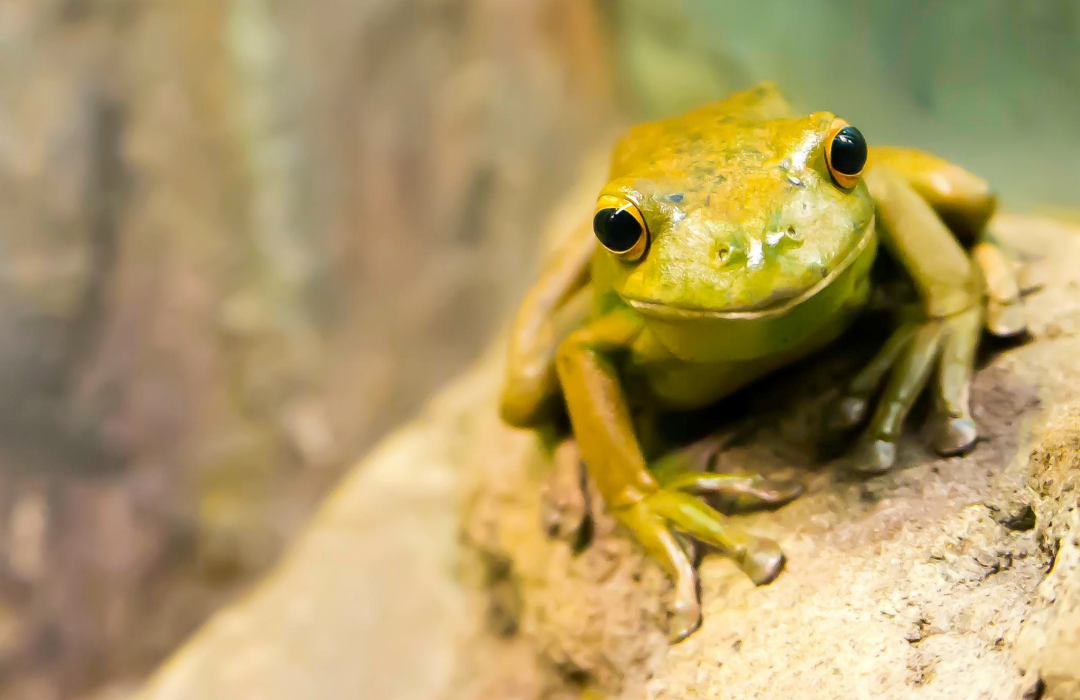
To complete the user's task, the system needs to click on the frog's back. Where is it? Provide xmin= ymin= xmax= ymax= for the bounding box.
xmin=609 ymin=83 xmax=795 ymax=178
xmin=690 ymin=81 xmax=794 ymax=123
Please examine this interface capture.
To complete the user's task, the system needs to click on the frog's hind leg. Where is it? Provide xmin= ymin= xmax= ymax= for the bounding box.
xmin=868 ymin=146 xmax=1027 ymax=337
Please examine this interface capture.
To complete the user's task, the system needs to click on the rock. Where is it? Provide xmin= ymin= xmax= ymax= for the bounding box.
xmin=1018 ymin=403 xmax=1080 ymax=700
xmin=132 ymin=214 xmax=1080 ymax=700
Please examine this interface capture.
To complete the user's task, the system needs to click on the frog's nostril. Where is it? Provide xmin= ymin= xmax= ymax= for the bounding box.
xmin=765 ymin=226 xmax=803 ymax=250
xmin=714 ymin=241 xmax=746 ymax=267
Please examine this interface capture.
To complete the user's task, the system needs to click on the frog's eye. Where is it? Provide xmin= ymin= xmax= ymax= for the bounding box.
xmin=825 ymin=119 xmax=868 ymax=189
xmin=593 ymin=195 xmax=648 ymax=261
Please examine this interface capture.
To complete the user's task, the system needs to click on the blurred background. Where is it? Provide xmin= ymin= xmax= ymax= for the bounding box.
xmin=0 ymin=1 xmax=1076 ymax=698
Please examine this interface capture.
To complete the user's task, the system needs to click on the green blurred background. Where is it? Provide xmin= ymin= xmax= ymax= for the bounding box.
xmin=0 ymin=1 xmax=1074 ymax=698
xmin=621 ymin=0 xmax=1080 ymax=207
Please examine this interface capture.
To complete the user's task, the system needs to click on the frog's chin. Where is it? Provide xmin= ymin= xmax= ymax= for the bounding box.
xmin=623 ymin=292 xmax=813 ymax=321
xmin=620 ymin=222 xmax=875 ymax=322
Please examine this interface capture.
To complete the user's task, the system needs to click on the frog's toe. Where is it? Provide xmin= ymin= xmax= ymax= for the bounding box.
xmin=737 ymin=537 xmax=786 ymax=585
xmin=933 ymin=416 xmax=978 ymax=456
xmin=986 ymin=300 xmax=1027 ymax=338
xmin=850 ymin=435 xmax=898 ymax=474
xmin=823 ymin=394 xmax=871 ymax=434
xmin=973 ymin=238 xmax=1027 ymax=338
xmin=739 ymin=478 xmax=804 ymax=511
xmin=645 ymin=489 xmax=791 ymax=588
xmin=659 ymin=471 xmax=804 ymax=512
xmin=649 ymin=431 xmax=740 ymax=483
xmin=824 ymin=322 xmax=919 ymax=444
xmin=668 ymin=593 xmax=703 ymax=644
xmin=931 ymin=307 xmax=981 ymax=457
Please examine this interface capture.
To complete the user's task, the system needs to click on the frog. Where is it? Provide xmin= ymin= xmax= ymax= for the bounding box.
xmin=498 ymin=83 xmax=1025 ymax=643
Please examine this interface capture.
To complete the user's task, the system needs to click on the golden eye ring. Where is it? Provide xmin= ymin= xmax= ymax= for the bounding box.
xmin=825 ymin=118 xmax=868 ymax=189
xmin=592 ymin=195 xmax=648 ymax=261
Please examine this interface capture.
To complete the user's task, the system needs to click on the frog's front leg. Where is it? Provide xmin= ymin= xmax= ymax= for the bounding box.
xmin=500 ymin=221 xmax=596 ymax=428
xmin=556 ymin=311 xmax=786 ymax=642
xmin=835 ymin=166 xmax=994 ymax=473
xmin=866 ymin=147 xmax=1027 ymax=338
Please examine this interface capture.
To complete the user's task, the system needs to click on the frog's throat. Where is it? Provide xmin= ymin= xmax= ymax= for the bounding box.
xmin=623 ymin=218 xmax=875 ymax=321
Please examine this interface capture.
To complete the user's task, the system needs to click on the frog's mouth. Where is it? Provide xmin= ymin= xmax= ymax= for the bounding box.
xmin=622 ymin=222 xmax=875 ymax=321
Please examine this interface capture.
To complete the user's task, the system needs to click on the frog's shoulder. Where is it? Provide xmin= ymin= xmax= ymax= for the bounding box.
xmin=690 ymin=82 xmax=794 ymax=123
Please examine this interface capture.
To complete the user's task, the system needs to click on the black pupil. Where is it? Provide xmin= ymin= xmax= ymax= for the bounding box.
xmin=831 ymin=125 xmax=867 ymax=176
xmin=593 ymin=207 xmax=643 ymax=253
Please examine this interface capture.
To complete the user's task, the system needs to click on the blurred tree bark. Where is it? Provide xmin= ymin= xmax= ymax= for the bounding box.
xmin=0 ymin=1 xmax=617 ymax=698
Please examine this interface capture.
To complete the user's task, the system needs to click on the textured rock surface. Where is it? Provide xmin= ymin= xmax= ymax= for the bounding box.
xmin=131 ymin=213 xmax=1080 ymax=700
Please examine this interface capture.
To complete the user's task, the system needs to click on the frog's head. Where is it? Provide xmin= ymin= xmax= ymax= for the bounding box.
xmin=593 ymin=109 xmax=875 ymax=319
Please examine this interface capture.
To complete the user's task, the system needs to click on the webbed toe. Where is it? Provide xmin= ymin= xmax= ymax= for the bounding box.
xmin=933 ymin=416 xmax=978 ymax=456
xmin=737 ymin=537 xmax=786 ymax=585
xmin=850 ymin=436 xmax=898 ymax=475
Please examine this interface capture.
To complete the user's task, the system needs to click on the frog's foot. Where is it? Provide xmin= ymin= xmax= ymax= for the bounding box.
xmin=973 ymin=235 xmax=1027 ymax=338
xmin=616 ymin=488 xmax=787 ymax=642
xmin=829 ymin=307 xmax=984 ymax=475
xmin=540 ymin=439 xmax=589 ymax=541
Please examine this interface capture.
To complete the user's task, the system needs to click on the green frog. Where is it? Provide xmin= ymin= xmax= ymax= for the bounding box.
xmin=499 ymin=83 xmax=1025 ymax=642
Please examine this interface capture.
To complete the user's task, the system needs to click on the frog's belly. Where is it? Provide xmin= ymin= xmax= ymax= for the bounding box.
xmin=634 ymin=358 xmax=784 ymax=411
xmin=632 ymin=320 xmax=843 ymax=411
xmin=628 ymin=282 xmax=868 ymax=410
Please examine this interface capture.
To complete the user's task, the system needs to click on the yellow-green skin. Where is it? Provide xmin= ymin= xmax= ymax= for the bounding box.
xmin=595 ymin=88 xmax=876 ymax=405
xmin=500 ymin=83 xmax=1025 ymax=643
